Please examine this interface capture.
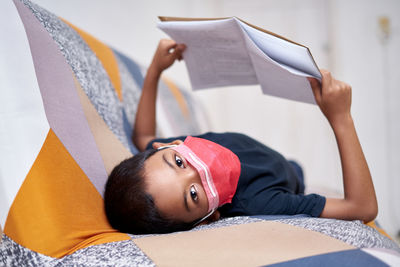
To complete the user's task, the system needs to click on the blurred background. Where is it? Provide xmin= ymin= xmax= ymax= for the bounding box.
xmin=34 ymin=0 xmax=399 ymax=239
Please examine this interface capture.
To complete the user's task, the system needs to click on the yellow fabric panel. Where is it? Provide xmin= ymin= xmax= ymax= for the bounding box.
xmin=162 ymin=76 xmax=189 ymax=119
xmin=61 ymin=19 xmax=123 ymax=101
xmin=4 ymin=129 xmax=129 ymax=258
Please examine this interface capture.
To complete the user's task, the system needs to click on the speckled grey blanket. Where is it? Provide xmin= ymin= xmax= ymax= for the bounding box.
xmin=1 ymin=216 xmax=399 ymax=266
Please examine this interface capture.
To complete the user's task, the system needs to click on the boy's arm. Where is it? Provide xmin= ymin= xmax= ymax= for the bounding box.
xmin=309 ymin=70 xmax=378 ymax=222
xmin=133 ymin=39 xmax=185 ymax=151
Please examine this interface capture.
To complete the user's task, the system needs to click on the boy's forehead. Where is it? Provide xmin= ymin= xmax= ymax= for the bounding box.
xmin=144 ymin=149 xmax=168 ymax=172
xmin=144 ymin=150 xmax=178 ymax=191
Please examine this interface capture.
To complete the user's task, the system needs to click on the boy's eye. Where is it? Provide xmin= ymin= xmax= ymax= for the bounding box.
xmin=190 ymin=185 xmax=198 ymax=202
xmin=175 ymin=155 xmax=184 ymax=168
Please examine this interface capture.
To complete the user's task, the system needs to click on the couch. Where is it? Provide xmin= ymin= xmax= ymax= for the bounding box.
xmin=1 ymin=0 xmax=399 ymax=266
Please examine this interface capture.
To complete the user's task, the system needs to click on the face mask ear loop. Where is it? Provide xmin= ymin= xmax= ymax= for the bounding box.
xmin=157 ymin=144 xmax=178 ymax=151
xmin=192 ymin=208 xmax=216 ymax=227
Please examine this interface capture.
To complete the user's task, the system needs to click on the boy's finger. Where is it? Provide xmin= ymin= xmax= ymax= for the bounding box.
xmin=176 ymin=44 xmax=186 ymax=51
xmin=172 ymin=47 xmax=185 ymax=60
xmin=173 ymin=44 xmax=186 ymax=58
xmin=167 ymin=43 xmax=182 ymax=52
xmin=164 ymin=39 xmax=177 ymax=49
xmin=320 ymin=69 xmax=332 ymax=92
xmin=307 ymin=77 xmax=322 ymax=103
xmin=307 ymin=77 xmax=320 ymax=90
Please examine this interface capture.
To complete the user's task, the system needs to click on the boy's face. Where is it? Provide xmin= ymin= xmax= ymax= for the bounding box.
xmin=144 ymin=140 xmax=210 ymax=223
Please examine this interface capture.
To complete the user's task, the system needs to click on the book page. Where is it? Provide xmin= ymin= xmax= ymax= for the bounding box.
xmin=237 ymin=19 xmax=321 ymax=80
xmin=238 ymin=23 xmax=316 ymax=104
xmin=158 ymin=18 xmax=258 ymax=89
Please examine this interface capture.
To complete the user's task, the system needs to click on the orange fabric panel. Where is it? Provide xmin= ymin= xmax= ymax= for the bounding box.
xmin=4 ymin=129 xmax=129 ymax=258
xmin=366 ymin=221 xmax=393 ymax=240
xmin=162 ymin=77 xmax=190 ymax=119
xmin=62 ymin=19 xmax=123 ymax=101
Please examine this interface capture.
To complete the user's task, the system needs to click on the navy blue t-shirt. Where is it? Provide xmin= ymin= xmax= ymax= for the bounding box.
xmin=146 ymin=132 xmax=326 ymax=218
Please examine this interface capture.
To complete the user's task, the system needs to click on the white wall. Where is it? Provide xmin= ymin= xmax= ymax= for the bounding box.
xmin=329 ymin=0 xmax=400 ymax=238
xmin=32 ymin=0 xmax=399 ymax=237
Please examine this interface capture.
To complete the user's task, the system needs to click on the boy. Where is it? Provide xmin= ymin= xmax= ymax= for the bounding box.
xmin=104 ymin=39 xmax=378 ymax=234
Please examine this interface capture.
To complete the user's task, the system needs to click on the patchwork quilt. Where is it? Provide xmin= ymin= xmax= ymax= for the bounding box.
xmin=1 ymin=0 xmax=399 ymax=266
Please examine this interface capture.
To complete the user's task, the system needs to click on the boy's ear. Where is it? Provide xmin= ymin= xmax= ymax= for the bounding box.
xmin=197 ymin=210 xmax=220 ymax=226
xmin=208 ymin=210 xmax=220 ymax=222
xmin=152 ymin=140 xmax=183 ymax=149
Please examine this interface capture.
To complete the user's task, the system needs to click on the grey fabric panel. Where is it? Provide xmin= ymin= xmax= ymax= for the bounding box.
xmin=129 ymin=216 xmax=263 ymax=240
xmin=1 ymin=235 xmax=58 ymax=267
xmin=0 ymin=234 xmax=155 ymax=267
xmin=20 ymin=0 xmax=131 ymax=150
xmin=55 ymin=240 xmax=154 ymax=267
xmin=274 ymin=217 xmax=400 ymax=252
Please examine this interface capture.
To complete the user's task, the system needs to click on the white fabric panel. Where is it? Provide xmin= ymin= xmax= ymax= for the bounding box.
xmin=362 ymin=248 xmax=400 ymax=266
xmin=0 ymin=0 xmax=50 ymax=228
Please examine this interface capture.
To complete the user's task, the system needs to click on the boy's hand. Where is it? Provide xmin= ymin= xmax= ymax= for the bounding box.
xmin=308 ymin=70 xmax=352 ymax=128
xmin=150 ymin=39 xmax=186 ymax=74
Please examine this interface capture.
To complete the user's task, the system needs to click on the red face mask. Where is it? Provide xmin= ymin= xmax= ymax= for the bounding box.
xmin=171 ymin=136 xmax=241 ymax=214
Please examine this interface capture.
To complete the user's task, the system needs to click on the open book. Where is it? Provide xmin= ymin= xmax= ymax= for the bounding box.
xmin=158 ymin=16 xmax=321 ymax=104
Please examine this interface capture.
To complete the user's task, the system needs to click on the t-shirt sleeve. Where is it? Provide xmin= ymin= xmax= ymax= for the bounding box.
xmin=240 ymin=190 xmax=326 ymax=217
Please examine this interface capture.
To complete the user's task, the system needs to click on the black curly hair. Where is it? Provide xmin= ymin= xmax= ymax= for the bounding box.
xmin=104 ymin=149 xmax=194 ymax=234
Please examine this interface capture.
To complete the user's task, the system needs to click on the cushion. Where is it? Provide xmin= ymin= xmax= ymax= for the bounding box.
xmin=1 ymin=0 xmax=399 ymax=266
